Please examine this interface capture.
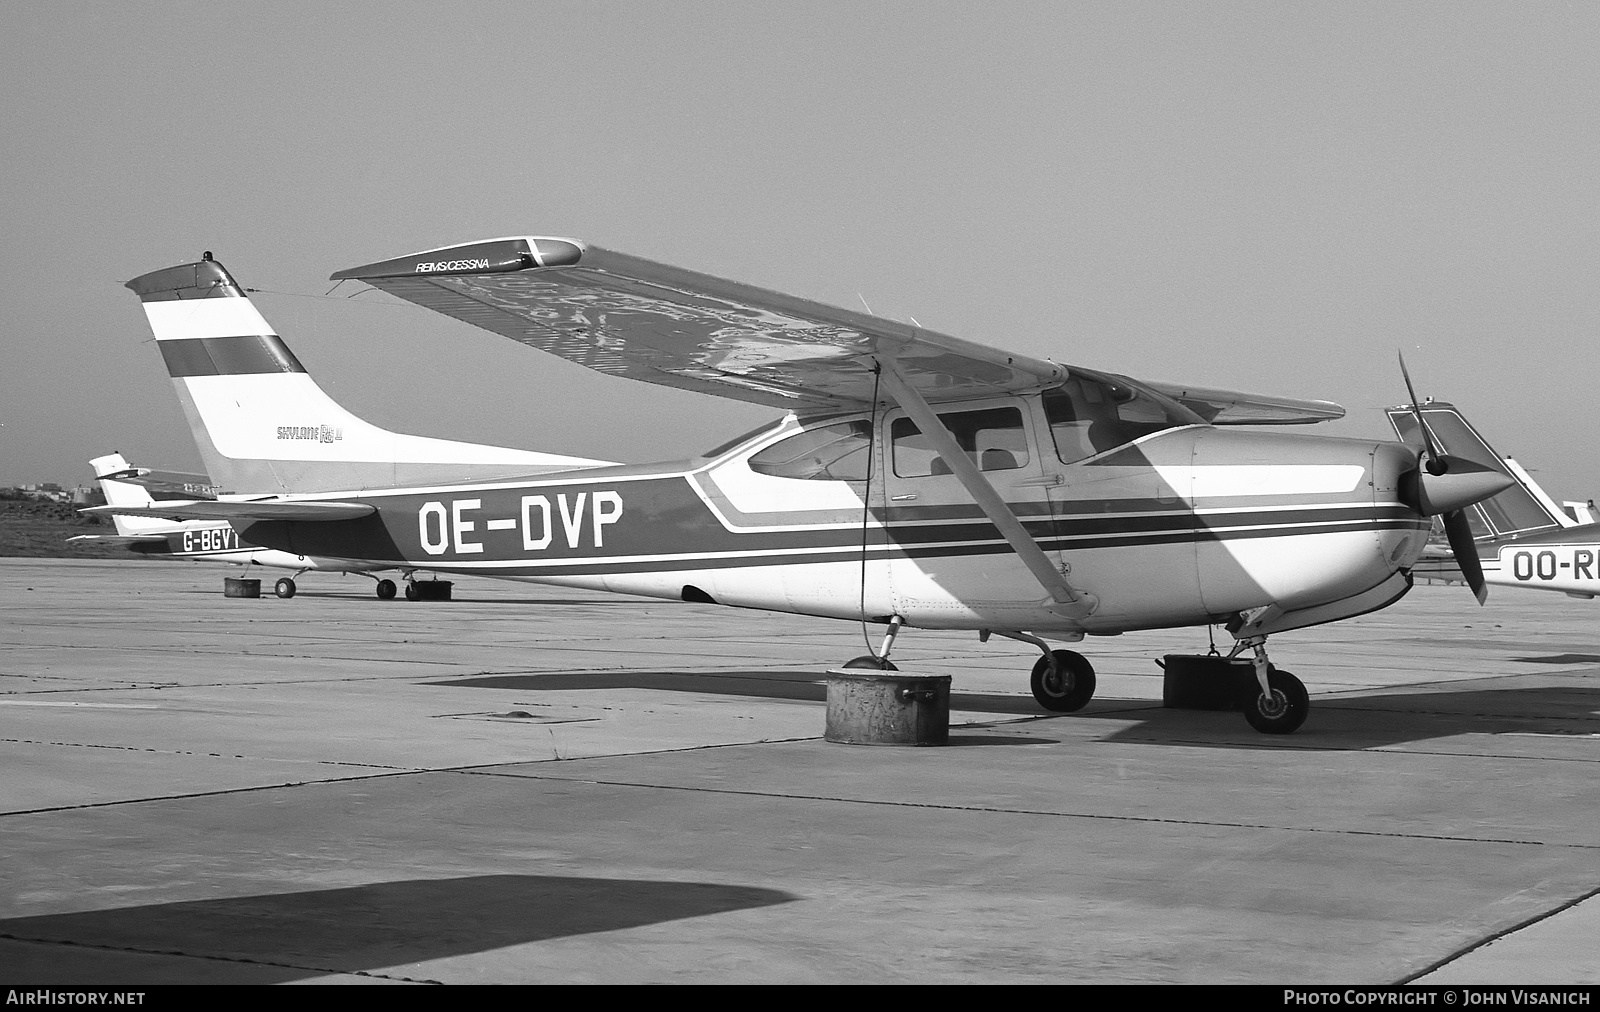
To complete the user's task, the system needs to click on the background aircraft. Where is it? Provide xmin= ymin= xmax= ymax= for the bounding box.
xmin=1387 ymin=402 xmax=1600 ymax=599
xmin=74 ymin=452 xmax=403 ymax=599
xmin=94 ymin=240 xmax=1513 ymax=734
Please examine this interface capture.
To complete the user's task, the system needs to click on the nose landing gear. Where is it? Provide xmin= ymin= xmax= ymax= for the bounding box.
xmin=1231 ymin=636 xmax=1308 ymax=735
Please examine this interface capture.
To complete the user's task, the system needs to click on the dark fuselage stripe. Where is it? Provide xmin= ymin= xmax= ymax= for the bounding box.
xmin=363 ymin=515 xmax=1427 ymax=578
xmin=158 ymin=335 xmax=306 ymax=377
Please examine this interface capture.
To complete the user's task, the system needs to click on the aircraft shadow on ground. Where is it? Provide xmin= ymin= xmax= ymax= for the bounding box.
xmin=0 ymin=874 xmax=794 ymax=984
xmin=435 ymin=669 xmax=1600 ymax=749
xmin=433 ymin=669 xmax=1054 ymax=715
xmin=1107 ymin=680 xmax=1600 ymax=750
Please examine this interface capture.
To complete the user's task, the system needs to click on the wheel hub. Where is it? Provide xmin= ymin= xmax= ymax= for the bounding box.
xmin=1043 ymin=666 xmax=1069 ymax=696
xmin=1255 ymin=688 xmax=1288 ymax=720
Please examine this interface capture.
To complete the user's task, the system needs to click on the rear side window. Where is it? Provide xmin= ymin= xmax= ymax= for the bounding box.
xmin=747 ymin=420 xmax=873 ymax=481
xmin=891 ymin=406 xmax=1029 ymax=477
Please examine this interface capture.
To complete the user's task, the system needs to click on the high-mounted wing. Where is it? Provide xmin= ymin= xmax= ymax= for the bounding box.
xmin=1143 ymin=381 xmax=1345 ymax=425
xmin=331 ymin=237 xmax=1066 ymax=412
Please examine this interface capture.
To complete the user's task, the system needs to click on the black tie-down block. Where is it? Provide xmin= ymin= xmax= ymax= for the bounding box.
xmin=1160 ymin=654 xmax=1260 ymax=710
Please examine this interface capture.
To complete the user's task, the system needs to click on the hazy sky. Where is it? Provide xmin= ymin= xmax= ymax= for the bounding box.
xmin=3 ymin=2 xmax=1598 ymax=500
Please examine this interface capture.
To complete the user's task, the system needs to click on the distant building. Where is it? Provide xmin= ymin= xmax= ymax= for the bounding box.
xmin=16 ymin=482 xmax=81 ymax=503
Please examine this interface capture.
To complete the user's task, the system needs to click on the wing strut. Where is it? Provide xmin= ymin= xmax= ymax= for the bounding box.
xmin=876 ymin=361 xmax=1096 ymax=619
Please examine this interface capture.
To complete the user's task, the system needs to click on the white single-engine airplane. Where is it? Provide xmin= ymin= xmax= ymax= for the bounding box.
xmin=1387 ymin=400 xmax=1600 ymax=600
xmin=72 ymin=452 xmax=406 ymax=598
xmin=93 ymin=238 xmax=1515 ymax=734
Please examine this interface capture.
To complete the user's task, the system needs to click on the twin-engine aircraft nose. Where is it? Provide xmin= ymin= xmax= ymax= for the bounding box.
xmin=1400 ymin=454 xmax=1516 ymax=516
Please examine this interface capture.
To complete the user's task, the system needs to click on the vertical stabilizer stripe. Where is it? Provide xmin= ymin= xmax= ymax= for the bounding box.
xmin=142 ymin=298 xmax=277 ymax=341
xmin=158 ymin=335 xmax=306 ymax=377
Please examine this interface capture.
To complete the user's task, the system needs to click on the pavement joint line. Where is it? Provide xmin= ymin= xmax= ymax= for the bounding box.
xmin=0 ymin=769 xmax=431 ymax=817
xmin=450 ymin=768 xmax=1596 ymax=850
xmin=1319 ymin=703 xmax=1600 ymax=724
xmin=0 ymin=736 xmax=436 ymax=770
xmin=0 ymin=932 xmax=442 ymax=984
xmin=1107 ymin=734 xmax=1600 ymax=762
xmin=7 ymin=718 xmax=1598 ymax=769
xmin=0 ymin=738 xmax=826 ymax=817
xmin=1395 ymin=882 xmax=1600 ymax=985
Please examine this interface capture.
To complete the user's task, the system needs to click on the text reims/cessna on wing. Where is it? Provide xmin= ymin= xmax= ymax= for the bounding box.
xmin=102 ymin=237 xmax=1514 ymax=735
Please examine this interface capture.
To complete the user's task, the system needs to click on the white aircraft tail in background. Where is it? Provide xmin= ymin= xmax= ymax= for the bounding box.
xmin=1385 ymin=402 xmax=1600 ymax=598
xmin=73 ymin=452 xmax=400 ymax=599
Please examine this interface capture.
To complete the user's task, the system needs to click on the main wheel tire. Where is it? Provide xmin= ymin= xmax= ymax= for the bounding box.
xmin=274 ymin=577 xmax=296 ymax=599
xmin=1242 ymin=667 xmax=1309 ymax=735
xmin=1030 ymin=649 xmax=1096 ymax=712
xmin=404 ymin=582 xmax=419 ymax=601
xmin=842 ymin=655 xmax=898 ymax=671
xmin=375 ymin=579 xmax=396 ymax=600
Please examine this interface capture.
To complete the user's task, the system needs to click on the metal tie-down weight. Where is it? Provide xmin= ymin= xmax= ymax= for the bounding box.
xmin=824 ymin=669 xmax=951 ymax=746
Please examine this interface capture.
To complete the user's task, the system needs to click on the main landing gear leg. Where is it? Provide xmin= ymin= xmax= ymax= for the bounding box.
xmin=360 ymin=572 xmax=397 ymax=600
xmin=985 ymin=630 xmax=1097 ymax=712
xmin=1227 ymin=635 xmax=1309 ymax=735
xmin=843 ymin=615 xmax=903 ymax=671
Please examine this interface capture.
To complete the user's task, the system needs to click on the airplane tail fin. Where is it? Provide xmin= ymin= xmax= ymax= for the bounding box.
xmin=1384 ymin=402 xmax=1568 ymax=543
xmin=123 ymin=257 xmax=610 ymax=495
xmin=89 ymin=452 xmax=177 ymax=537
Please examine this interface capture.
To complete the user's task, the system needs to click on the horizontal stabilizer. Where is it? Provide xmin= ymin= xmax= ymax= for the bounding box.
xmin=66 ymin=534 xmax=168 ymax=544
xmin=83 ymin=499 xmax=375 ymax=523
xmin=1143 ymin=382 xmax=1345 ymax=425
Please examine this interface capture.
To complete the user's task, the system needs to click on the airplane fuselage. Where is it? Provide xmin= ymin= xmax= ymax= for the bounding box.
xmin=236 ymin=406 xmax=1432 ymax=635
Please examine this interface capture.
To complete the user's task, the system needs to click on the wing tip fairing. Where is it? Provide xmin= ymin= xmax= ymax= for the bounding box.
xmin=329 ymin=236 xmax=585 ymax=282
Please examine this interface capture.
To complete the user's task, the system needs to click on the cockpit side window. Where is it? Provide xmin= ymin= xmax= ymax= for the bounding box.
xmin=747 ymin=420 xmax=873 ymax=481
xmin=701 ymin=419 xmax=786 ymax=460
xmin=891 ymin=406 xmax=1029 ymax=478
xmin=1044 ymin=375 xmax=1194 ymax=463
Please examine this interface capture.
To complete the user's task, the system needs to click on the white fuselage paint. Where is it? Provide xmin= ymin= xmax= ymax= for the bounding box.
xmin=1486 ymin=539 xmax=1600 ymax=596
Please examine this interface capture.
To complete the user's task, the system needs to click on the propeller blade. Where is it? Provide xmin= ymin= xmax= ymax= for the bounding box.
xmin=1397 ymin=352 xmax=1445 ymax=475
xmin=1443 ymin=509 xmax=1488 ymax=605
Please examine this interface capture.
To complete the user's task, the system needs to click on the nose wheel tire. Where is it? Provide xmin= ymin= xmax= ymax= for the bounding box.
xmin=1030 ymin=649 xmax=1096 ymax=712
xmin=1242 ymin=667 xmax=1309 ymax=735
xmin=375 ymin=579 xmax=396 ymax=600
xmin=274 ymin=577 xmax=296 ymax=599
xmin=404 ymin=582 xmax=419 ymax=601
